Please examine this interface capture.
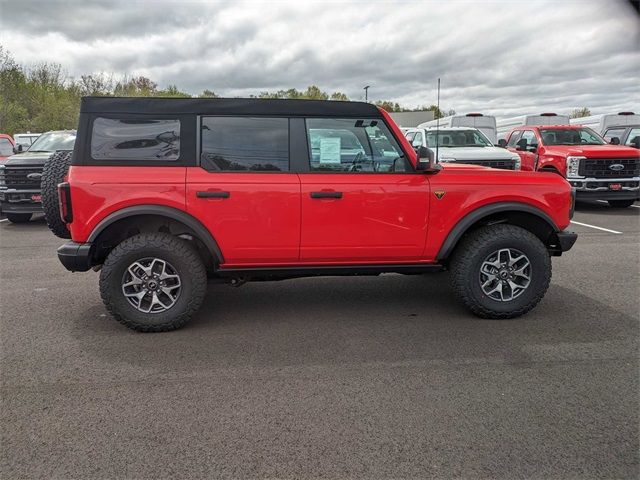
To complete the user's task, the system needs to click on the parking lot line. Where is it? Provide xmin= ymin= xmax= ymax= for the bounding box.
xmin=570 ymin=220 xmax=623 ymax=234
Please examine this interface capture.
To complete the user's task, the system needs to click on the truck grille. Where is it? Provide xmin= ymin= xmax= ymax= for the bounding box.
xmin=578 ymin=158 xmax=640 ymax=178
xmin=0 ymin=166 xmax=43 ymax=189
xmin=456 ymin=159 xmax=517 ymax=170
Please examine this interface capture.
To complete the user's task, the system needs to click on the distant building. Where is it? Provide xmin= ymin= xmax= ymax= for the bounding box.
xmin=388 ymin=111 xmax=435 ymax=128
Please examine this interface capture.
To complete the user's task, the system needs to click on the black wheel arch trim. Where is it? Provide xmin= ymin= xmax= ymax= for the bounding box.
xmin=436 ymin=202 xmax=560 ymax=261
xmin=87 ymin=205 xmax=224 ymax=264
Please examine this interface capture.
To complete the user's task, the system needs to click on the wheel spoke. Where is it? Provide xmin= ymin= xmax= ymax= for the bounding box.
xmin=121 ymin=257 xmax=182 ymax=314
xmin=479 ymin=248 xmax=531 ymax=303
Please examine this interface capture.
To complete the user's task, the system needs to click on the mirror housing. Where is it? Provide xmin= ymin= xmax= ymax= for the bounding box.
xmin=497 ymin=139 xmax=507 ymax=148
xmin=415 ymin=146 xmax=441 ymax=173
xmin=13 ymin=144 xmax=23 ymax=154
xmin=609 ymin=136 xmax=620 ymax=145
xmin=631 ymin=136 xmax=640 ymax=149
xmin=515 ymin=138 xmax=528 ymax=151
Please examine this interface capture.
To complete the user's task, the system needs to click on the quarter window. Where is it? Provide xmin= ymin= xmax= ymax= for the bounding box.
xmin=91 ymin=118 xmax=180 ymax=160
xmin=306 ymin=118 xmax=409 ymax=173
xmin=200 ymin=117 xmax=289 ymax=172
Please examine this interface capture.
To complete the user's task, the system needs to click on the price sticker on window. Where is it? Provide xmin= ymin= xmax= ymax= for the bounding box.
xmin=319 ymin=137 xmax=341 ymax=164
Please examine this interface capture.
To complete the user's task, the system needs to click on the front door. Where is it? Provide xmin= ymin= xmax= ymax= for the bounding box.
xmin=298 ymin=117 xmax=430 ymax=263
xmin=186 ymin=116 xmax=300 ymax=265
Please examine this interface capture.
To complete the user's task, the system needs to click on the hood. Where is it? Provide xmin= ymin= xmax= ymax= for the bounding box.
xmin=543 ymin=144 xmax=640 ymax=158
xmin=2 ymin=151 xmax=54 ymax=166
xmin=435 ymin=146 xmax=518 ymax=162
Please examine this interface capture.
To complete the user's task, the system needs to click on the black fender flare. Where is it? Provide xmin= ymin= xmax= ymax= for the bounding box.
xmin=436 ymin=202 xmax=560 ymax=261
xmin=87 ymin=205 xmax=224 ymax=263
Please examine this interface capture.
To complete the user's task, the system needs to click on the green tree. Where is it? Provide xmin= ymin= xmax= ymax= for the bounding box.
xmin=199 ymin=89 xmax=218 ymax=98
xmin=374 ymin=100 xmax=406 ymax=112
xmin=330 ymin=92 xmax=349 ymax=101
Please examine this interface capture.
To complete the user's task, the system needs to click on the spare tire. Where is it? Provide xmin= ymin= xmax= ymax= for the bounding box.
xmin=41 ymin=150 xmax=73 ymax=239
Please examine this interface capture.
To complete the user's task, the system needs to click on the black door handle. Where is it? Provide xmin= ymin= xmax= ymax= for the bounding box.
xmin=310 ymin=191 xmax=342 ymax=199
xmin=197 ymin=191 xmax=230 ymax=199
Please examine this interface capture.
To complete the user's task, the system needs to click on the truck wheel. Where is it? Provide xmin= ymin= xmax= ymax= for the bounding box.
xmin=41 ymin=150 xmax=73 ymax=239
xmin=99 ymin=233 xmax=207 ymax=332
xmin=607 ymin=200 xmax=635 ymax=208
xmin=5 ymin=213 xmax=32 ymax=223
xmin=449 ymin=224 xmax=551 ymax=319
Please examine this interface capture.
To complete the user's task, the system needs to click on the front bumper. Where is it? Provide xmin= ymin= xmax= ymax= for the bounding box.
xmin=549 ymin=231 xmax=578 ymax=256
xmin=57 ymin=242 xmax=93 ymax=272
xmin=567 ymin=177 xmax=640 ymax=200
xmin=0 ymin=189 xmax=43 ymax=214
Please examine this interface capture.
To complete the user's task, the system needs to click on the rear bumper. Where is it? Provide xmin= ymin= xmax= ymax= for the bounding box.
xmin=556 ymin=231 xmax=578 ymax=252
xmin=57 ymin=242 xmax=92 ymax=272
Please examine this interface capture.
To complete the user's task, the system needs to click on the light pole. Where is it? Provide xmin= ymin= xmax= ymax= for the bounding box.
xmin=363 ymin=85 xmax=370 ymax=102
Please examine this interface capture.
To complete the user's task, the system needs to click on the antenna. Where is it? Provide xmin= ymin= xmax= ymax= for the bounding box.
xmin=435 ymin=78 xmax=441 ymax=164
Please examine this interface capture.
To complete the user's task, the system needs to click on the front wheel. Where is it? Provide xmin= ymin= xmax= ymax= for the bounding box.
xmin=607 ymin=199 xmax=635 ymax=208
xmin=449 ymin=225 xmax=551 ymax=319
xmin=99 ymin=233 xmax=207 ymax=332
xmin=5 ymin=213 xmax=32 ymax=223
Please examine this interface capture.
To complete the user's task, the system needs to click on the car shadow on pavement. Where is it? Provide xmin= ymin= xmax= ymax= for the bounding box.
xmin=575 ymin=200 xmax=639 ymax=216
xmin=72 ymin=275 xmax=638 ymax=375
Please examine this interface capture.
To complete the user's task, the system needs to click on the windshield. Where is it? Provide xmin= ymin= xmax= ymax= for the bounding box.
xmin=28 ymin=131 xmax=76 ymax=152
xmin=425 ymin=129 xmax=492 ymax=147
xmin=0 ymin=138 xmax=13 ymax=156
xmin=539 ymin=128 xmax=605 ymax=146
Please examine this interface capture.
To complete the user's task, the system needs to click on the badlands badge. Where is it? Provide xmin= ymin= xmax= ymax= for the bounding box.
xmin=434 ymin=190 xmax=446 ymax=199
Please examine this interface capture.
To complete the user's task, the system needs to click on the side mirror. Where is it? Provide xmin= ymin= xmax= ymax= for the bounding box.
xmin=497 ymin=139 xmax=507 ymax=148
xmin=631 ymin=136 xmax=640 ymax=149
xmin=415 ymin=146 xmax=441 ymax=173
xmin=610 ymin=137 xmax=620 ymax=145
xmin=13 ymin=144 xmax=23 ymax=154
xmin=516 ymin=138 xmax=528 ymax=151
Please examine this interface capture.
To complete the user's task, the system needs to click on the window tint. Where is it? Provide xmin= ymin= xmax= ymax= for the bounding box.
xmin=201 ymin=117 xmax=289 ymax=172
xmin=92 ymin=118 xmax=179 ymax=160
xmin=626 ymin=128 xmax=640 ymax=145
xmin=0 ymin=138 xmax=13 ymax=156
xmin=506 ymin=131 xmax=522 ymax=147
xmin=306 ymin=118 xmax=408 ymax=173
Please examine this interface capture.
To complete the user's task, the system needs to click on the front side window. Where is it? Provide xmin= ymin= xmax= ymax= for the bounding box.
xmin=29 ymin=131 xmax=76 ymax=152
xmin=625 ymin=128 xmax=640 ymax=145
xmin=425 ymin=129 xmax=491 ymax=148
xmin=603 ymin=127 xmax=625 ymax=143
xmin=506 ymin=131 xmax=522 ymax=147
xmin=539 ymin=128 xmax=605 ymax=146
xmin=201 ymin=117 xmax=289 ymax=172
xmin=306 ymin=118 xmax=408 ymax=173
xmin=91 ymin=118 xmax=180 ymax=160
xmin=0 ymin=138 xmax=13 ymax=156
xmin=520 ymin=130 xmax=537 ymax=146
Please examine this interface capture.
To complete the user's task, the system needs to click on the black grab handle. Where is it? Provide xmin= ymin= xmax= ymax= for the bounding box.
xmin=310 ymin=191 xmax=343 ymax=199
xmin=197 ymin=191 xmax=230 ymax=199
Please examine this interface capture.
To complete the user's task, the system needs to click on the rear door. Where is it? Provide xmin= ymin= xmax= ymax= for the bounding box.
xmin=186 ymin=116 xmax=300 ymax=265
xmin=297 ymin=117 xmax=430 ymax=262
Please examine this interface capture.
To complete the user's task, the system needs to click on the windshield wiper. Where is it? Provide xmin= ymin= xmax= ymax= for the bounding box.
xmin=26 ymin=150 xmax=51 ymax=153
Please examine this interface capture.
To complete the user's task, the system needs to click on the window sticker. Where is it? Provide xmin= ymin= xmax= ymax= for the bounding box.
xmin=319 ymin=137 xmax=341 ymax=164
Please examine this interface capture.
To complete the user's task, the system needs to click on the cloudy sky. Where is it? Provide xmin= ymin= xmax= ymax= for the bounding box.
xmin=1 ymin=0 xmax=638 ymax=116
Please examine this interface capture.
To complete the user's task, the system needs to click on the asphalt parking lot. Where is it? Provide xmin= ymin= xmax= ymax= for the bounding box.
xmin=1 ymin=202 xmax=639 ymax=479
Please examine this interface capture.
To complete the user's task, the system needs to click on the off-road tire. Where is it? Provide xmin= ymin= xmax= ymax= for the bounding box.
xmin=449 ymin=224 xmax=552 ymax=319
xmin=607 ymin=199 xmax=635 ymax=208
xmin=41 ymin=150 xmax=73 ymax=238
xmin=5 ymin=213 xmax=32 ymax=223
xmin=99 ymin=233 xmax=207 ymax=332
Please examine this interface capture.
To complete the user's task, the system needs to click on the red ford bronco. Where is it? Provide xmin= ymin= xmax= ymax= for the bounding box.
xmin=49 ymin=97 xmax=577 ymax=332
xmin=505 ymin=125 xmax=640 ymax=208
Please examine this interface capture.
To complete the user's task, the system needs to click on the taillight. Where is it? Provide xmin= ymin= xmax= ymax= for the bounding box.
xmin=58 ymin=182 xmax=73 ymax=223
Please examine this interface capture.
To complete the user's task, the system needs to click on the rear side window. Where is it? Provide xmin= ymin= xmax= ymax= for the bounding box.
xmin=200 ymin=117 xmax=289 ymax=172
xmin=91 ymin=118 xmax=180 ymax=160
xmin=0 ymin=138 xmax=13 ymax=156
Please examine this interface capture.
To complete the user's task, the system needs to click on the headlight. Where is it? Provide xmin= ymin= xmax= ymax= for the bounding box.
xmin=512 ymin=155 xmax=521 ymax=170
xmin=566 ymin=156 xmax=585 ymax=178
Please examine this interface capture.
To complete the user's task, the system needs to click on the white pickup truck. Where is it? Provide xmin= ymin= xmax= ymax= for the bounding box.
xmin=404 ymin=126 xmax=523 ymax=170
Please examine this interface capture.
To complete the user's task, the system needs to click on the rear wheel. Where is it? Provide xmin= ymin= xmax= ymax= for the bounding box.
xmin=99 ymin=233 xmax=207 ymax=332
xmin=5 ymin=213 xmax=32 ymax=223
xmin=607 ymin=199 xmax=635 ymax=208
xmin=41 ymin=150 xmax=73 ymax=238
xmin=449 ymin=224 xmax=551 ymax=319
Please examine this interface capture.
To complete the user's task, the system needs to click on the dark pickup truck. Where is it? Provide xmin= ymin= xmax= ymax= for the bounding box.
xmin=0 ymin=130 xmax=76 ymax=223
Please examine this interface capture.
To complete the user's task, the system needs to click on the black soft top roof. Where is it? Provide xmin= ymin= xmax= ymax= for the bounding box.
xmin=80 ymin=96 xmax=382 ymax=117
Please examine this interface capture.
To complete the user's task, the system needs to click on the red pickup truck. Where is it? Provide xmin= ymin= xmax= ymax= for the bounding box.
xmin=46 ymin=97 xmax=577 ymax=332
xmin=505 ymin=125 xmax=639 ymax=208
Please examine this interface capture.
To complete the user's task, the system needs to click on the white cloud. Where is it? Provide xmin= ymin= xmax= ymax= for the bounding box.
xmin=1 ymin=0 xmax=638 ymax=116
